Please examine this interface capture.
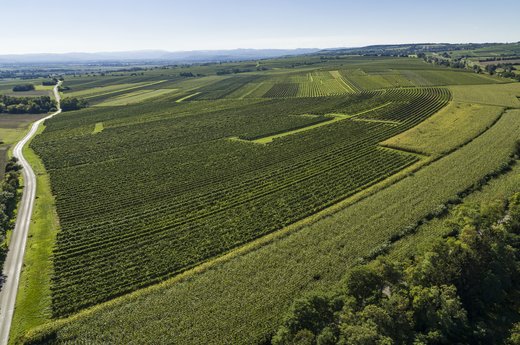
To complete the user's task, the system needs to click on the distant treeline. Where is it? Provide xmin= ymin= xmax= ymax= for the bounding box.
xmin=274 ymin=194 xmax=520 ymax=345
xmin=12 ymin=84 xmax=35 ymax=92
xmin=0 ymin=158 xmax=23 ymax=265
xmin=216 ymin=68 xmax=253 ymax=75
xmin=42 ymin=78 xmax=58 ymax=86
xmin=0 ymin=95 xmax=56 ymax=114
xmin=321 ymin=43 xmax=520 ymax=58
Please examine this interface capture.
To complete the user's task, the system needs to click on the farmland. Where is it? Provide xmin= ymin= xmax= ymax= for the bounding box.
xmin=32 ymin=85 xmax=451 ymax=316
xmin=21 ymin=107 xmax=520 ymax=345
xmin=3 ymin=52 xmax=520 ymax=344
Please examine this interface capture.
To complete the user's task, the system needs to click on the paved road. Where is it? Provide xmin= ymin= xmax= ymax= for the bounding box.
xmin=0 ymin=82 xmax=62 ymax=345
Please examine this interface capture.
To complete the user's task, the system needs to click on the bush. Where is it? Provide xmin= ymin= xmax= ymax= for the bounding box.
xmin=60 ymin=97 xmax=89 ymax=112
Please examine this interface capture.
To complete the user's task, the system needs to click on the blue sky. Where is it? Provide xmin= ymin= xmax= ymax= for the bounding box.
xmin=3 ymin=0 xmax=520 ymax=54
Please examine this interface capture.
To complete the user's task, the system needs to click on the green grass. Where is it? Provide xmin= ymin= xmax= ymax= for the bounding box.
xmin=20 ymin=108 xmax=520 ymax=345
xmin=92 ymin=122 xmax=103 ymax=134
xmin=449 ymin=83 xmax=520 ymax=107
xmin=175 ymin=92 xmax=201 ymax=103
xmin=0 ymin=114 xmax=47 ymax=157
xmin=10 ymin=126 xmax=59 ymax=344
xmin=234 ymin=116 xmax=342 ymax=144
xmin=382 ymin=102 xmax=505 ymax=155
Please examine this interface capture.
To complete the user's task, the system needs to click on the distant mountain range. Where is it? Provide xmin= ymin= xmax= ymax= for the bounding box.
xmin=0 ymin=48 xmax=320 ymax=64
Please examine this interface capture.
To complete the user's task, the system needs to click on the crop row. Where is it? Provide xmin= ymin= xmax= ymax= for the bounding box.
xmin=31 ymin=87 xmax=451 ymax=316
xmin=23 ymin=106 xmax=520 ymax=345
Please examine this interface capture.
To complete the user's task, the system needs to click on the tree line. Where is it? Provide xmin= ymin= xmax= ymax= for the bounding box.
xmin=12 ymin=84 xmax=35 ymax=92
xmin=273 ymin=193 xmax=520 ymax=345
xmin=0 ymin=95 xmax=57 ymax=114
xmin=0 ymin=158 xmax=22 ymax=267
xmin=60 ymin=97 xmax=88 ymax=112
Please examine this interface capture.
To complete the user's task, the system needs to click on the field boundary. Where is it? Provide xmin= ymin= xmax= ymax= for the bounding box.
xmin=175 ymin=92 xmax=201 ymax=103
xmin=232 ymin=102 xmax=395 ymax=144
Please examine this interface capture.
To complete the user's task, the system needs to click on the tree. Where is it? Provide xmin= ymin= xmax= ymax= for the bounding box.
xmin=12 ymin=84 xmax=35 ymax=92
xmin=273 ymin=194 xmax=520 ymax=345
xmin=60 ymin=97 xmax=89 ymax=111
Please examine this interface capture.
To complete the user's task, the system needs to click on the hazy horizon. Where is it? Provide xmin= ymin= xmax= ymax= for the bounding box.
xmin=3 ymin=0 xmax=519 ymax=55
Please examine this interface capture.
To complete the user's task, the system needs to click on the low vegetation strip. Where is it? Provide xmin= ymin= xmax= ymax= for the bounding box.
xmin=96 ymin=89 xmax=179 ymax=107
xmin=20 ymin=110 xmax=520 ymax=345
xmin=92 ymin=123 xmax=103 ymax=134
xmin=382 ymin=102 xmax=505 ymax=155
xmin=9 ymin=141 xmax=60 ymax=343
xmin=175 ymin=92 xmax=201 ymax=103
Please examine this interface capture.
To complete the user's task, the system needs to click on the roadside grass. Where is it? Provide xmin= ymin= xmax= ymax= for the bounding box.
xmin=9 ymin=124 xmax=59 ymax=344
xmin=20 ymin=109 xmax=520 ymax=345
xmin=382 ymin=102 xmax=504 ymax=155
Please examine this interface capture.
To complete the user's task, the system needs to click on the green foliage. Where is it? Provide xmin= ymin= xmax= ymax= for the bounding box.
xmin=0 ymin=95 xmax=56 ymax=114
xmin=17 ymin=106 xmax=520 ymax=345
xmin=29 ymin=88 xmax=450 ymax=316
xmin=42 ymin=79 xmax=57 ymax=86
xmin=12 ymin=84 xmax=35 ymax=92
xmin=0 ymin=157 xmax=23 ymax=264
xmin=59 ymin=97 xmax=88 ymax=111
xmin=274 ymin=195 xmax=520 ymax=345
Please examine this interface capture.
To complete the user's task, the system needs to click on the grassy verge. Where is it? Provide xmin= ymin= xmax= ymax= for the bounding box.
xmin=9 ymin=124 xmax=59 ymax=344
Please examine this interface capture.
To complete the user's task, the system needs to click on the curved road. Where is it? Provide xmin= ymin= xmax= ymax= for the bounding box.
xmin=0 ymin=82 xmax=61 ymax=345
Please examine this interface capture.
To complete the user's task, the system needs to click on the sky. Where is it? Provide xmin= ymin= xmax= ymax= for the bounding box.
xmin=2 ymin=0 xmax=520 ymax=54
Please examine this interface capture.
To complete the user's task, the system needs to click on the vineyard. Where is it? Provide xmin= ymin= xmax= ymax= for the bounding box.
xmin=22 ymin=108 xmax=520 ymax=345
xmin=9 ymin=52 xmax=519 ymax=345
xmin=30 ymin=86 xmax=450 ymax=316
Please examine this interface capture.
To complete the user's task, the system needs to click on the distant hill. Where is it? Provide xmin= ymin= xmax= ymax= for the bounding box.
xmin=0 ymin=48 xmax=320 ymax=64
xmin=318 ymin=42 xmax=520 ymax=57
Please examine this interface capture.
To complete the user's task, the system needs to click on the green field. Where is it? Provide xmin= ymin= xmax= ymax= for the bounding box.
xmin=32 ymin=86 xmax=450 ymax=317
xmin=382 ymin=102 xmax=505 ymax=155
xmin=3 ymin=53 xmax=519 ymax=344
xmin=22 ymin=109 xmax=520 ymax=345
